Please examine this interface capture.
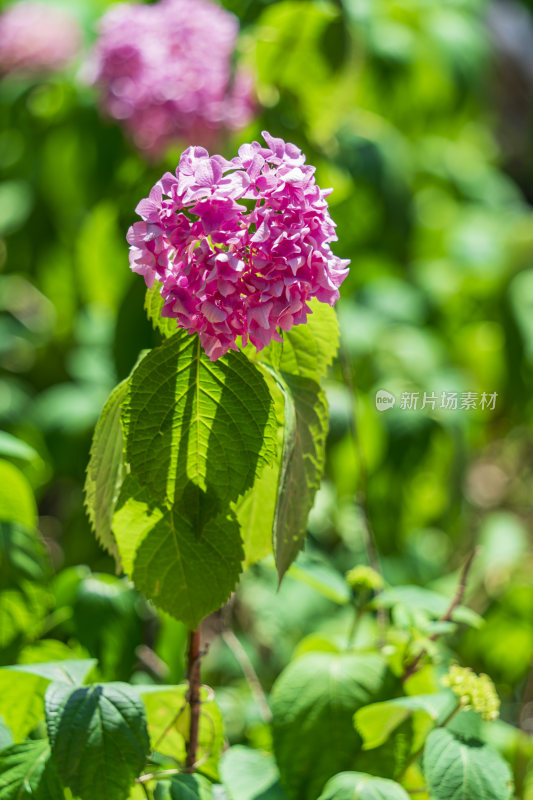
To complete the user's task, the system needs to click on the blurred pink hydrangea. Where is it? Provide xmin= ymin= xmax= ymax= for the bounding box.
xmin=127 ymin=132 xmax=350 ymax=360
xmin=88 ymin=0 xmax=255 ymax=158
xmin=0 ymin=1 xmax=81 ymax=76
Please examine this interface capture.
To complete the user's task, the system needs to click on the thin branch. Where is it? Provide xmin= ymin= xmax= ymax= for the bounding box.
xmin=137 ymin=768 xmax=183 ymax=784
xmin=402 ymin=548 xmax=480 ymax=682
xmin=185 ymin=628 xmax=202 ymax=771
xmin=221 ymin=629 xmax=272 ymax=723
xmin=153 ymin=696 xmax=188 ymax=751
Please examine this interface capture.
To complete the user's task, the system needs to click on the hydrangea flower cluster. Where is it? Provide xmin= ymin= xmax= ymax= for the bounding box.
xmin=442 ymin=665 xmax=500 ymax=722
xmin=88 ymin=0 xmax=254 ymax=158
xmin=0 ymin=2 xmax=81 ymax=77
xmin=128 ymin=132 xmax=350 ymax=361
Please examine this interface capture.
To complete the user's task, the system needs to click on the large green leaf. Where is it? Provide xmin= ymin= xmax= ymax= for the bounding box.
xmin=46 ymin=682 xmax=150 ymax=800
xmin=0 ymin=462 xmax=37 ymax=529
xmin=0 ymin=740 xmax=63 ymax=800
xmin=317 ymin=772 xmax=410 ymax=800
xmin=113 ymin=331 xmax=278 ymax=627
xmin=220 ymin=746 xmax=287 ymax=800
xmin=84 ymin=380 xmax=128 ymax=562
xmin=0 ymin=659 xmax=96 ymax=741
xmin=140 ymin=684 xmax=224 ymax=780
xmin=423 ymin=727 xmax=513 ymax=800
xmin=271 ymin=652 xmax=388 ymax=800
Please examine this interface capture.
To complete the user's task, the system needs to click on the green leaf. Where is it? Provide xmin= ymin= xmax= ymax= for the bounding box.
xmin=271 ymin=652 xmax=388 ymax=800
xmin=145 ymin=281 xmax=179 ymax=339
xmin=220 ymin=746 xmax=287 ymax=800
xmin=154 ymin=773 xmax=214 ymax=800
xmin=141 ymin=684 xmax=224 ymax=781
xmin=257 ymin=299 xmax=339 ymax=383
xmin=0 ymin=660 xmax=96 ymax=741
xmin=0 ymin=461 xmax=37 ymax=528
xmin=354 ymin=692 xmax=457 ymax=750
xmin=114 ymin=331 xmax=278 ymax=627
xmin=317 ymin=772 xmax=410 ymax=800
xmin=46 ymin=682 xmax=150 ymax=800
xmin=273 ymin=375 xmax=329 ymax=579
xmin=0 ymin=740 xmax=63 ymax=800
xmin=84 ymin=380 xmax=128 ymax=562
xmin=423 ymin=727 xmax=513 ymax=800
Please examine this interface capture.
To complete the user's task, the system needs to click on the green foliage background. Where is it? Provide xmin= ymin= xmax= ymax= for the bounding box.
xmin=1 ymin=0 xmax=533 ymax=797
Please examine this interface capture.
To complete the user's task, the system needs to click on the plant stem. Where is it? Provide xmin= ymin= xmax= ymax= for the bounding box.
xmin=185 ymin=627 xmax=202 ymax=771
xmin=402 ymin=548 xmax=479 ymax=682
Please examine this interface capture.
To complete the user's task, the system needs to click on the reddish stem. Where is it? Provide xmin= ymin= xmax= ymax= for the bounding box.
xmin=185 ymin=628 xmax=202 ymax=771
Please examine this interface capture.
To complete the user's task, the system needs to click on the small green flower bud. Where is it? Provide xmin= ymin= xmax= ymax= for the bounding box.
xmin=345 ymin=565 xmax=384 ymax=593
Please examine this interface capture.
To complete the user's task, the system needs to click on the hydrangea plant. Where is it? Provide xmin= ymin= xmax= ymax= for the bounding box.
xmin=86 ymin=132 xmax=347 ymax=628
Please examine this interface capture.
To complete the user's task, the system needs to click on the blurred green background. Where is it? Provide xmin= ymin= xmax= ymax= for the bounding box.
xmin=1 ymin=0 xmax=533 ymax=792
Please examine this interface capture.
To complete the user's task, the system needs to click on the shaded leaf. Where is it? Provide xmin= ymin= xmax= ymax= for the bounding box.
xmin=423 ymin=727 xmax=513 ymax=800
xmin=317 ymin=771 xmax=410 ymax=800
xmin=46 ymin=682 xmax=150 ymax=800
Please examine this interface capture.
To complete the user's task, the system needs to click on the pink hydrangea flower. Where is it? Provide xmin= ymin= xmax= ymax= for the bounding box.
xmin=88 ymin=0 xmax=255 ymax=158
xmin=0 ymin=1 xmax=81 ymax=76
xmin=127 ymin=132 xmax=350 ymax=360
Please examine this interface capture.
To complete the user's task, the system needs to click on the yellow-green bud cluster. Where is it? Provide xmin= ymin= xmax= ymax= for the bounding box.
xmin=345 ymin=565 xmax=384 ymax=593
xmin=442 ymin=665 xmax=500 ymax=722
